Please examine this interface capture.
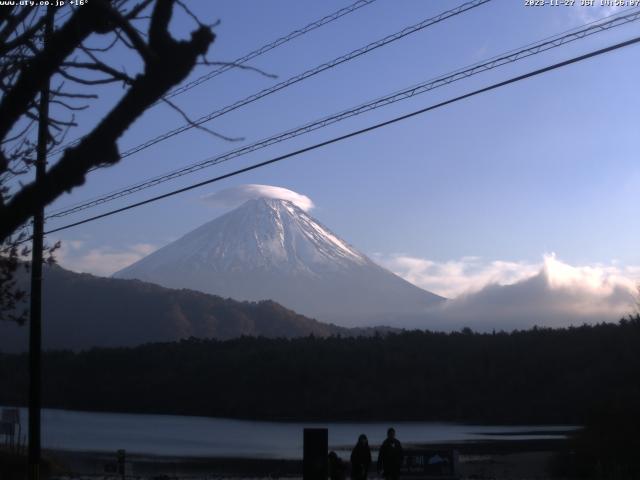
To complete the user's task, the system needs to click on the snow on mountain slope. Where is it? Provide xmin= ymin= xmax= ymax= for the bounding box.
xmin=114 ymin=197 xmax=444 ymax=327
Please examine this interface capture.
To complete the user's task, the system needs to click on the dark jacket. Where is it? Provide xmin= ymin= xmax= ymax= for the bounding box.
xmin=350 ymin=443 xmax=372 ymax=480
xmin=329 ymin=451 xmax=347 ymax=480
xmin=377 ymin=438 xmax=403 ymax=475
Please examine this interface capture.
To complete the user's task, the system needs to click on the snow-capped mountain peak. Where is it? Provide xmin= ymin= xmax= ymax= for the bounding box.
xmin=126 ymin=198 xmax=368 ymax=276
xmin=114 ymin=196 xmax=444 ymax=327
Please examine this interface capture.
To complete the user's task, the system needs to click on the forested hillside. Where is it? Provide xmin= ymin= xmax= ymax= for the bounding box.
xmin=0 ymin=265 xmax=347 ymax=352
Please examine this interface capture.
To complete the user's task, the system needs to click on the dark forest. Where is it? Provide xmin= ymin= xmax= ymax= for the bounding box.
xmin=2 ymin=317 xmax=639 ymax=424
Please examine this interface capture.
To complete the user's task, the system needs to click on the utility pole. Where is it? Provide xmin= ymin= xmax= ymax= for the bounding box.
xmin=28 ymin=8 xmax=53 ymax=480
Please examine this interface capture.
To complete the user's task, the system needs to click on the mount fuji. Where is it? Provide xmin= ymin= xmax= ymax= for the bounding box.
xmin=114 ymin=197 xmax=444 ymax=326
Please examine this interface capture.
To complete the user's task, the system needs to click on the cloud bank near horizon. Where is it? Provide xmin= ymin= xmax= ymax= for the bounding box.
xmin=202 ymin=184 xmax=315 ymax=212
xmin=415 ymin=270 xmax=636 ymax=332
xmin=378 ymin=253 xmax=639 ymax=331
xmin=377 ymin=253 xmax=639 ymax=299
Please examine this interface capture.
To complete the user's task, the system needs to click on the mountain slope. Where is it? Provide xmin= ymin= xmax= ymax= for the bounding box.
xmin=114 ymin=198 xmax=445 ymax=326
xmin=0 ymin=265 xmax=348 ymax=353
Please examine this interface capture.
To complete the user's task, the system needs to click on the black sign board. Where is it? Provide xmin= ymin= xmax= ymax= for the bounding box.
xmin=303 ymin=428 xmax=328 ymax=480
xmin=400 ymin=449 xmax=459 ymax=478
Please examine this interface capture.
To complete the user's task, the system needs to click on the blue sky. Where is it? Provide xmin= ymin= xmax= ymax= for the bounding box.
xmin=34 ymin=0 xmax=640 ymax=295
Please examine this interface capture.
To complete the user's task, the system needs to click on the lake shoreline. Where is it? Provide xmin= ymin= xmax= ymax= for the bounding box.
xmin=43 ymin=437 xmax=570 ymax=478
xmin=3 ymin=406 xmax=577 ymax=458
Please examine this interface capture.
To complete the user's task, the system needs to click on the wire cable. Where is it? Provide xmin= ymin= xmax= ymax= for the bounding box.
xmin=46 ymin=7 xmax=640 ymax=219
xmin=48 ymin=0 xmax=379 ymax=156
xmin=86 ymin=0 xmax=491 ymax=162
xmin=40 ymin=34 xmax=640 ymax=238
xmin=163 ymin=0 xmax=378 ymax=101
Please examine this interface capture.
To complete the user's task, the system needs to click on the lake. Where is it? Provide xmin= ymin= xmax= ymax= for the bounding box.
xmin=4 ymin=407 xmax=576 ymax=459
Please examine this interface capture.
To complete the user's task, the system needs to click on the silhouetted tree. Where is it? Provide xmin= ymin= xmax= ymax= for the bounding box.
xmin=0 ymin=0 xmax=219 ymax=322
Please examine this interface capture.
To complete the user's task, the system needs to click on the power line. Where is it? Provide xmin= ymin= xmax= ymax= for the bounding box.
xmin=48 ymin=0 xmax=378 ymax=156
xmin=97 ymin=0 xmax=492 ymax=161
xmin=41 ymin=34 xmax=640 ymax=238
xmin=163 ymin=0 xmax=377 ymax=101
xmin=46 ymin=7 xmax=640 ymax=219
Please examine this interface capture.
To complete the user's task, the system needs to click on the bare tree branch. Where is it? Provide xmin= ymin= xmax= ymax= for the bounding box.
xmin=103 ymin=4 xmax=155 ymax=63
xmin=160 ymin=96 xmax=243 ymax=142
xmin=49 ymin=99 xmax=89 ymax=111
xmin=0 ymin=2 xmax=108 ymax=149
xmin=0 ymin=0 xmax=215 ymax=242
xmin=125 ymin=0 xmax=155 ymax=20
xmin=0 ymin=6 xmax=32 ymax=45
xmin=197 ymin=59 xmax=277 ymax=79
xmin=0 ymin=13 xmax=48 ymax=57
xmin=60 ymin=62 xmax=135 ymax=85
xmin=82 ymin=33 xmax=119 ymax=53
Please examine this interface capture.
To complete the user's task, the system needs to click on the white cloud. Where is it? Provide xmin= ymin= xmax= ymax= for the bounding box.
xmin=542 ymin=253 xmax=638 ymax=294
xmin=202 ymin=184 xmax=314 ymax=211
xmin=377 ymin=253 xmax=640 ymax=331
xmin=426 ymin=268 xmax=636 ymax=332
xmin=376 ymin=254 xmax=540 ymax=298
xmin=56 ymin=241 xmax=157 ymax=277
xmin=378 ymin=253 xmax=639 ymax=299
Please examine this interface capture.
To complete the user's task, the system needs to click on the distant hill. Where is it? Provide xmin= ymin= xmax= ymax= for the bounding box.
xmin=0 ymin=265 xmax=348 ymax=352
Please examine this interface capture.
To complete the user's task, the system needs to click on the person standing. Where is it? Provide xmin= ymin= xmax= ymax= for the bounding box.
xmin=350 ymin=434 xmax=372 ymax=480
xmin=329 ymin=451 xmax=347 ymax=480
xmin=377 ymin=428 xmax=403 ymax=480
